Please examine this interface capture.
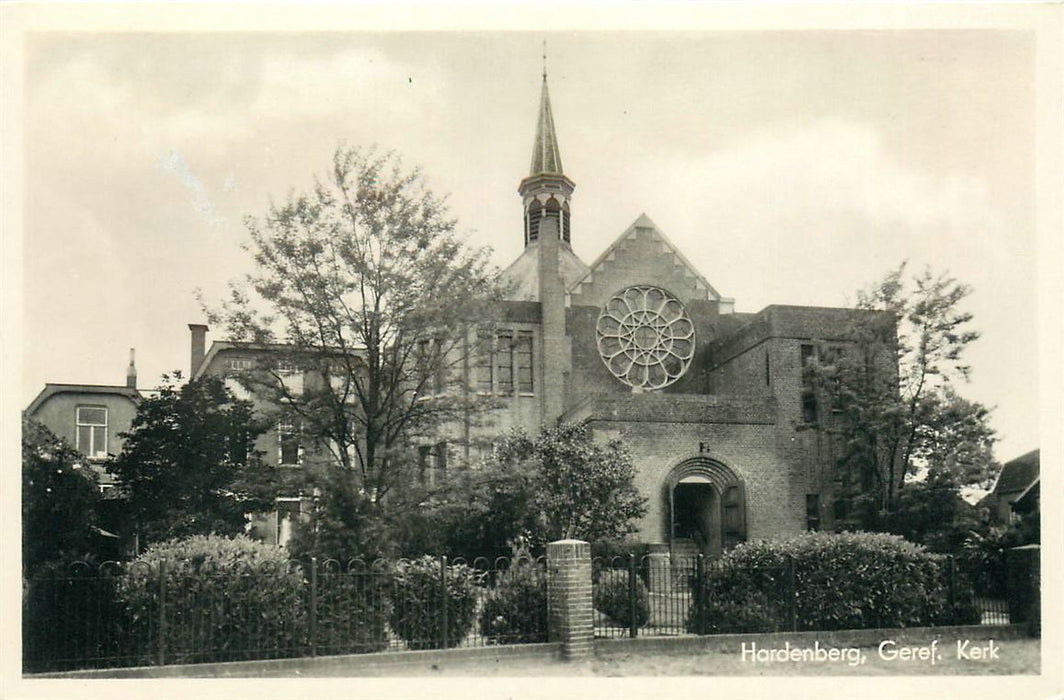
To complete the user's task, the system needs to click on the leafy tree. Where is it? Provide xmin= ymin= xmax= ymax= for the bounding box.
xmin=208 ymin=145 xmax=506 ymax=540
xmin=21 ymin=417 xmax=101 ymax=572
xmin=424 ymin=424 xmax=647 ymax=553
xmin=809 ymin=263 xmax=998 ymax=531
xmin=109 ymin=373 xmax=277 ymax=546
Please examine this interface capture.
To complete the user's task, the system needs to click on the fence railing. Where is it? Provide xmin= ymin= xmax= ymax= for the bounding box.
xmin=592 ymin=553 xmax=1010 ymax=640
xmin=23 ymin=555 xmax=548 ymax=673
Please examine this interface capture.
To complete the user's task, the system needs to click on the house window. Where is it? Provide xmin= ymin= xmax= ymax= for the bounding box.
xmin=276 ymin=360 xmax=304 ymax=396
xmin=416 ymin=338 xmax=445 ymax=396
xmin=275 ymin=497 xmax=303 ymax=546
xmin=227 ymin=357 xmax=253 ymax=371
xmin=76 ymin=406 xmax=108 ymax=459
xmin=418 ymin=441 xmax=448 ymax=487
xmin=497 ymin=334 xmax=514 ymax=395
xmin=278 ymin=418 xmax=302 ymax=466
xmin=806 ymin=494 xmax=821 ymax=531
xmin=516 ymin=332 xmax=534 ymax=394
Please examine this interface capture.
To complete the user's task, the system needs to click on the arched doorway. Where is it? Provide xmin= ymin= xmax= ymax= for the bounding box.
xmin=666 ymin=457 xmax=746 ymax=558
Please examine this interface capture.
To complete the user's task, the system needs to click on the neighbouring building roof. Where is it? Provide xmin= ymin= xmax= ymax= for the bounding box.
xmin=992 ymin=449 xmax=1040 ymax=495
xmin=25 ymin=383 xmax=140 ymax=415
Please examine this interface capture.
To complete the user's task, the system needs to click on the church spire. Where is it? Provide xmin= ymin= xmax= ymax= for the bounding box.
xmin=519 ymin=51 xmax=575 ymax=250
xmin=529 ymin=50 xmax=564 ymax=176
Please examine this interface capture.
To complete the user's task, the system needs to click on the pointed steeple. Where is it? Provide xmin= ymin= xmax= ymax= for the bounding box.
xmin=530 ymin=75 xmax=564 ymax=176
xmin=519 ymin=54 xmax=575 ymax=251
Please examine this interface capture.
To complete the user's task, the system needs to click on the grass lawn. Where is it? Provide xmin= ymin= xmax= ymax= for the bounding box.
xmin=295 ymin=635 xmax=1039 ymax=677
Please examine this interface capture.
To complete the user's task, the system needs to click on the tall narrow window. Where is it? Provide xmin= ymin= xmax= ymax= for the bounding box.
xmin=516 ymin=331 xmax=534 ymax=394
xmin=526 ymin=200 xmax=542 ymax=243
xmin=418 ymin=445 xmax=433 ymax=485
xmin=476 ymin=332 xmax=494 ymax=393
xmin=278 ymin=418 xmax=302 ymax=466
xmin=434 ymin=441 xmax=448 ymax=478
xmin=76 ymin=406 xmax=108 ymax=459
xmin=800 ymin=344 xmax=818 ymax=423
xmin=801 ymin=391 xmax=819 ymax=424
xmin=497 ymin=334 xmax=514 ymax=395
xmin=806 ymin=494 xmax=821 ymax=531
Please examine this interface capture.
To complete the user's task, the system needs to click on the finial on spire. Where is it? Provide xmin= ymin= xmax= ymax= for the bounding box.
xmin=542 ymin=39 xmax=547 ymax=81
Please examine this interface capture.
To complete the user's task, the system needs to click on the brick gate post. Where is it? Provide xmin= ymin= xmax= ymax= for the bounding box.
xmin=547 ymin=539 xmax=593 ymax=660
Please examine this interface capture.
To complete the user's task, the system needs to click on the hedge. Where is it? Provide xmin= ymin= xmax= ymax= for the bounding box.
xmin=687 ymin=531 xmax=980 ymax=634
xmin=388 ymin=556 xmax=478 ymax=650
xmin=116 ymin=535 xmax=306 ymax=664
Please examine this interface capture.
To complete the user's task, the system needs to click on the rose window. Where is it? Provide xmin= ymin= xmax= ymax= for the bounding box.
xmin=596 ymin=286 xmax=695 ymax=390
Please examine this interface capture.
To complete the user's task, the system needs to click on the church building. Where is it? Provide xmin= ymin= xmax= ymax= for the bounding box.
xmin=474 ymin=71 xmax=879 ymax=557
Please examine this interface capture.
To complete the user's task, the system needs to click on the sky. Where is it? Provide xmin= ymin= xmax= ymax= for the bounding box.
xmin=18 ymin=28 xmax=1042 ymax=463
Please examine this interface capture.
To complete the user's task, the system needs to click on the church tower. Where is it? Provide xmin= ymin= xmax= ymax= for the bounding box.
xmin=518 ymin=69 xmax=575 ymax=248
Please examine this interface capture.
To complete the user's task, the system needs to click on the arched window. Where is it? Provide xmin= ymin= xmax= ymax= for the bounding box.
xmin=561 ymin=202 xmax=571 ymax=244
xmin=544 ymin=197 xmax=561 ymax=239
xmin=526 ymin=200 xmax=543 ymax=244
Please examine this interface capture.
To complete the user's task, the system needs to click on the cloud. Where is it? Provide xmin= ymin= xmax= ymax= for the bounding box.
xmin=157 ymin=150 xmax=227 ymax=228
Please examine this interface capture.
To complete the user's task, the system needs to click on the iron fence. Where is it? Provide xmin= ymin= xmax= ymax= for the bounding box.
xmin=23 ymin=555 xmax=548 ymax=673
xmin=592 ymin=553 xmax=1011 ymax=640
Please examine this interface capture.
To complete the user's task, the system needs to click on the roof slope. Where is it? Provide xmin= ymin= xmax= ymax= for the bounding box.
xmin=993 ymin=449 xmax=1040 ymax=495
xmin=500 ymin=241 xmax=590 ymax=301
xmin=26 ymin=384 xmax=140 ymax=415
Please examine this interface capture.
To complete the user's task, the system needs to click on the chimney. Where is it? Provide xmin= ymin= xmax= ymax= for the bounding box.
xmin=188 ymin=323 xmax=209 ymax=377
xmin=126 ymin=348 xmax=137 ymax=389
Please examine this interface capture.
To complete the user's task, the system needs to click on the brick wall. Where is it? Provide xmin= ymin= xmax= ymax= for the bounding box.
xmin=588 ymin=416 xmax=805 ymax=544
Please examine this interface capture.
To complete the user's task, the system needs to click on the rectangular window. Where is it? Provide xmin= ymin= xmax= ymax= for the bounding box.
xmin=227 ymin=358 xmax=253 ymax=371
xmin=278 ymin=418 xmax=302 ymax=466
xmin=418 ymin=445 xmax=433 ymax=485
xmin=516 ymin=332 xmax=534 ymax=394
xmin=497 ymin=334 xmax=513 ymax=395
xmin=75 ymin=406 xmax=108 ymax=459
xmin=476 ymin=333 xmax=494 ymax=393
xmin=800 ymin=344 xmax=816 ymax=369
xmin=801 ymin=390 xmax=818 ymax=424
xmin=434 ymin=441 xmax=448 ymax=476
xmin=806 ymin=494 xmax=821 ymax=531
xmin=275 ymin=497 xmax=303 ymax=546
xmin=277 ymin=360 xmax=304 ymax=396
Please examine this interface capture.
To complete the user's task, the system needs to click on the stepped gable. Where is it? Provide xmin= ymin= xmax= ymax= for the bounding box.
xmin=567 ymin=213 xmax=722 ymax=308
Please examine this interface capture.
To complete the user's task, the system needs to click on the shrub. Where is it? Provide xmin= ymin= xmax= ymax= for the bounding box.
xmin=389 ymin=556 xmax=478 ymax=650
xmin=687 ymin=532 xmax=975 ymax=633
xmin=479 ymin=563 xmax=548 ymax=644
xmin=116 ymin=535 xmax=305 ymax=664
xmin=22 ymin=559 xmax=130 ymax=672
xmin=594 ymin=569 xmax=649 ymax=628
xmin=691 ymin=589 xmax=779 ymax=635
xmin=314 ymin=566 xmax=390 ymax=655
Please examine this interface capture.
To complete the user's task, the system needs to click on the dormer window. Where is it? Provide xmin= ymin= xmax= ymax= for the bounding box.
xmin=75 ymin=406 xmax=108 ymax=460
